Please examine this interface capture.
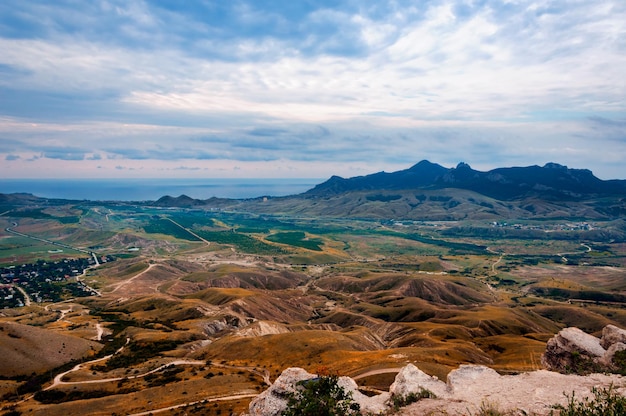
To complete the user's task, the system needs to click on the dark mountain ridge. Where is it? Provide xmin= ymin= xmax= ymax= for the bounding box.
xmin=2 ymin=161 xmax=625 ymax=221
xmin=305 ymin=160 xmax=626 ymax=200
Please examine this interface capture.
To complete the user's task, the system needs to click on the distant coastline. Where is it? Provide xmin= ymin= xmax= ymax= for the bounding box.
xmin=0 ymin=178 xmax=322 ymax=201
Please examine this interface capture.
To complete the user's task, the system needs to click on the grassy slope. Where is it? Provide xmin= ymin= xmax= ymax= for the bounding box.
xmin=0 ymin=321 xmax=102 ymax=377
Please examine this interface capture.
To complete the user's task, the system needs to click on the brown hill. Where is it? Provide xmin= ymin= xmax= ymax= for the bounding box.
xmin=0 ymin=322 xmax=101 ymax=377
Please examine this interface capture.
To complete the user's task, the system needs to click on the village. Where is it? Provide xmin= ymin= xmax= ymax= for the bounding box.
xmin=0 ymin=256 xmax=112 ymax=308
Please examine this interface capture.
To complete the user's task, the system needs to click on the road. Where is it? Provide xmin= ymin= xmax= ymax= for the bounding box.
xmin=5 ymin=222 xmax=102 ymax=296
xmin=5 ymin=223 xmax=91 ymax=255
xmin=50 ymin=359 xmax=207 ymax=388
xmin=34 ymin=341 xmax=400 ymax=416
xmin=352 ymin=368 xmax=401 ymax=380
xmin=127 ymin=393 xmax=258 ymax=416
xmin=13 ymin=285 xmax=32 ymax=306
xmin=557 ymin=243 xmax=593 ymax=263
xmin=39 ymin=348 xmax=264 ymax=416
xmin=165 ymin=217 xmax=211 ymax=246
xmin=46 ymin=338 xmax=131 ymax=390
xmin=47 ymin=355 xmax=271 ymax=388
xmin=110 ymin=263 xmax=157 ymax=293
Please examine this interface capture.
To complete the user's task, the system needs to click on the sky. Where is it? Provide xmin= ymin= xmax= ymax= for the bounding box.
xmin=0 ymin=0 xmax=625 ymax=180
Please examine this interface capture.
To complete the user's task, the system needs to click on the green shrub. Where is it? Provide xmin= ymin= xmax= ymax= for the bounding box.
xmin=551 ymin=385 xmax=626 ymax=416
xmin=612 ymin=350 xmax=626 ymax=375
xmin=389 ymin=388 xmax=436 ymax=410
xmin=281 ymin=374 xmax=361 ymax=416
xmin=473 ymin=401 xmax=510 ymax=416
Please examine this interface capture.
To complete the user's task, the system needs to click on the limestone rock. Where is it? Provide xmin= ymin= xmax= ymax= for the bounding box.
xmin=446 ymin=364 xmax=500 ymax=394
xmin=337 ymin=375 xmax=390 ymax=414
xmin=541 ymin=327 xmax=606 ymax=372
xmin=389 ymin=363 xmax=448 ymax=398
xmin=247 ymin=367 xmax=388 ymax=416
xmin=601 ymin=324 xmax=626 ymax=350
xmin=600 ymin=342 xmax=626 ymax=368
xmin=248 ymin=367 xmax=315 ymax=416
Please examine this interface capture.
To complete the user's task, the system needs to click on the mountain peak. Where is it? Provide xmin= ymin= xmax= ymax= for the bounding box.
xmin=544 ymin=162 xmax=567 ymax=170
xmin=410 ymin=160 xmax=439 ymax=169
xmin=302 ymin=161 xmax=625 ymax=200
xmin=155 ymin=194 xmax=202 ymax=207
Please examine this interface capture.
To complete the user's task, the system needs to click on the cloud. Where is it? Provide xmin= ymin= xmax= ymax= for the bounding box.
xmin=173 ymin=166 xmax=202 ymax=171
xmin=0 ymin=0 xmax=624 ymax=179
xmin=247 ymin=128 xmax=289 ymax=137
xmin=42 ymin=150 xmax=86 ymax=161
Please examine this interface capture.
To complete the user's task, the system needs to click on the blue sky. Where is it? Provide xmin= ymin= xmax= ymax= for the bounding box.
xmin=0 ymin=0 xmax=624 ymax=179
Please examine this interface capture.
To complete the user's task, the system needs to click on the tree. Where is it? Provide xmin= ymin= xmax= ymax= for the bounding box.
xmin=281 ymin=373 xmax=361 ymax=416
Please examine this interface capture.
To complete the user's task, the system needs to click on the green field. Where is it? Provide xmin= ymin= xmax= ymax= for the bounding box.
xmin=143 ymin=217 xmax=202 ymax=241
xmin=266 ymin=231 xmax=324 ymax=251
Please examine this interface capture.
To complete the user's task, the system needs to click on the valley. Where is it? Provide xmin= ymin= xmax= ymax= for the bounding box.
xmin=0 ymin=181 xmax=625 ymax=415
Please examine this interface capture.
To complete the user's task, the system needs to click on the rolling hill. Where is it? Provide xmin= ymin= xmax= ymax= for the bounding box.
xmin=167 ymin=161 xmax=626 ymax=221
xmin=2 ymin=161 xmax=625 ymax=221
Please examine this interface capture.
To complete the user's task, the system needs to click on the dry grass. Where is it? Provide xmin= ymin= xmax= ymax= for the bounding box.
xmin=0 ymin=322 xmax=101 ymax=377
xmin=2 ymin=214 xmax=626 ymax=414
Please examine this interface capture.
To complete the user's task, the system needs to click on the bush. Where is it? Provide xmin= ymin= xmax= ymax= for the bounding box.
xmin=551 ymin=385 xmax=626 ymax=416
xmin=389 ymin=388 xmax=436 ymax=410
xmin=473 ymin=401 xmax=510 ymax=416
xmin=281 ymin=373 xmax=361 ymax=416
xmin=612 ymin=350 xmax=626 ymax=375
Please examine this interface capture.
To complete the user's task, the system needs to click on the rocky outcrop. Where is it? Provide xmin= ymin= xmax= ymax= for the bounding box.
xmin=542 ymin=325 xmax=626 ymax=373
xmin=248 ymin=367 xmax=312 ymax=416
xmin=601 ymin=324 xmax=626 ymax=349
xmin=248 ymin=363 xmax=626 ymax=416
xmin=247 ymin=326 xmax=626 ymax=415
xmin=247 ymin=367 xmax=388 ymax=416
xmin=396 ymin=365 xmax=625 ymax=415
xmin=389 ymin=363 xmax=447 ymax=398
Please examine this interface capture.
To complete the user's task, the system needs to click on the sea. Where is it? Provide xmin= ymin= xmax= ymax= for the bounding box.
xmin=0 ymin=178 xmax=323 ymax=201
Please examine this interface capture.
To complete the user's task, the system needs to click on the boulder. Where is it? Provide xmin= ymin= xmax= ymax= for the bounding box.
xmin=541 ymin=327 xmax=606 ymax=372
xmin=389 ymin=363 xmax=448 ymax=398
xmin=601 ymin=325 xmax=626 ymax=350
xmin=337 ymin=376 xmax=390 ymax=414
xmin=446 ymin=364 xmax=500 ymax=394
xmin=248 ymin=367 xmax=315 ymax=416
xmin=600 ymin=342 xmax=626 ymax=369
xmin=247 ymin=367 xmax=389 ymax=415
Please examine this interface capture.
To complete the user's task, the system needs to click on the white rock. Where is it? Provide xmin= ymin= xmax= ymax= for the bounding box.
xmin=446 ymin=364 xmax=501 ymax=394
xmin=601 ymin=325 xmax=626 ymax=350
xmin=338 ymin=375 xmax=390 ymax=414
xmin=554 ymin=327 xmax=606 ymax=357
xmin=248 ymin=367 xmax=315 ymax=416
xmin=248 ymin=367 xmax=388 ymax=415
xmin=600 ymin=342 xmax=626 ymax=367
xmin=389 ymin=363 xmax=449 ymax=398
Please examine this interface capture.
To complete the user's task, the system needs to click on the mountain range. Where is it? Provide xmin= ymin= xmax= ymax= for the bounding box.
xmin=304 ymin=160 xmax=626 ymax=200
xmin=3 ymin=161 xmax=626 ymax=221
xmin=235 ymin=161 xmax=626 ymax=221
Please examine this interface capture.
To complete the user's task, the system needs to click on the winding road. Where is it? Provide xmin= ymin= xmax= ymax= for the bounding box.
xmin=37 ymin=341 xmax=270 ymax=416
xmin=127 ymin=393 xmax=258 ymax=416
xmin=49 ymin=359 xmax=207 ymax=388
xmin=557 ymin=243 xmax=592 ymax=263
xmin=45 ymin=338 xmax=131 ymax=390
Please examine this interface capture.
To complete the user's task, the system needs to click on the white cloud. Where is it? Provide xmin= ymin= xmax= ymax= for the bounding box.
xmin=0 ymin=0 xmax=624 ymax=179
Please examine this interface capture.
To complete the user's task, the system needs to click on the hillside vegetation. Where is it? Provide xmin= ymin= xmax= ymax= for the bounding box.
xmin=0 ymin=162 xmax=625 ymax=414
